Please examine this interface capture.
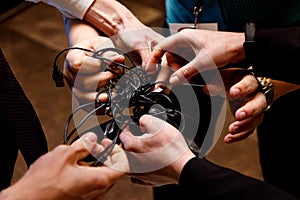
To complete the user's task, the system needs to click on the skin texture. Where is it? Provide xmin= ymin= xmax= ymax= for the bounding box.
xmin=0 ymin=132 xmax=128 ymax=200
xmin=63 ymin=2 xmax=269 ymax=145
xmin=146 ymin=29 xmax=267 ymax=143
xmin=62 ymin=18 xmax=125 ymax=105
xmin=83 ymin=0 xmax=165 ymax=65
xmin=120 ymin=115 xmax=196 ymax=186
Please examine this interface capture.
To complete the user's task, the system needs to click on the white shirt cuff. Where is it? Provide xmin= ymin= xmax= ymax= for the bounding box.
xmin=25 ymin=0 xmax=95 ymax=19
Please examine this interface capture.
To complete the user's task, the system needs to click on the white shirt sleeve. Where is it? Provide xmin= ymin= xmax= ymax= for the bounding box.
xmin=25 ymin=0 xmax=95 ymax=19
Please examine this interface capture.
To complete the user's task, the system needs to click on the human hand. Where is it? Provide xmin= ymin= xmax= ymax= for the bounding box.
xmin=211 ymin=68 xmax=267 ymax=143
xmin=63 ymin=36 xmax=125 ymax=105
xmin=111 ymin=25 xmax=165 ymax=66
xmin=120 ymin=115 xmax=195 ymax=186
xmin=83 ymin=0 xmax=165 ymax=66
xmin=2 ymin=132 xmax=127 ymax=200
xmin=146 ymin=29 xmax=245 ymax=85
xmin=226 ymin=76 xmax=300 ymax=143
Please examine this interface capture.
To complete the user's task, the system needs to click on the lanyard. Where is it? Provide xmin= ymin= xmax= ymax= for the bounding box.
xmin=193 ymin=0 xmax=204 ymax=28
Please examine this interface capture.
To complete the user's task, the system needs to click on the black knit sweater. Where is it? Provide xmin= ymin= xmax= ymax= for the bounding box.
xmin=216 ymin=0 xmax=300 ymax=83
xmin=218 ymin=0 xmax=300 ymax=31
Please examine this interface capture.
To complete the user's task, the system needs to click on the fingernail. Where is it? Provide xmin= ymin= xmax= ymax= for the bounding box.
xmin=224 ymin=135 xmax=232 ymax=143
xmin=237 ymin=111 xmax=246 ymax=119
xmin=231 ymin=88 xmax=240 ymax=98
xmin=81 ymin=132 xmax=96 ymax=145
xmin=140 ymin=115 xmax=153 ymax=128
xmin=145 ymin=63 xmax=157 ymax=73
xmin=233 ymin=125 xmax=239 ymax=133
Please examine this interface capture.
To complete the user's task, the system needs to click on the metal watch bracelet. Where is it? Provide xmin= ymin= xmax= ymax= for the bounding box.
xmin=257 ymin=77 xmax=274 ymax=111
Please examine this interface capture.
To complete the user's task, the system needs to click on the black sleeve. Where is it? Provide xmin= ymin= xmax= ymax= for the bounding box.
xmin=244 ymin=27 xmax=300 ymax=85
xmin=179 ymin=157 xmax=299 ymax=200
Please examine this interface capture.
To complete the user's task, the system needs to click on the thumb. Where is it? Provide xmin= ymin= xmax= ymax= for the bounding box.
xmin=119 ymin=127 xmax=142 ymax=151
xmin=70 ymin=132 xmax=99 ymax=161
xmin=139 ymin=114 xmax=167 ymax=136
xmin=170 ymin=49 xmax=217 ymax=85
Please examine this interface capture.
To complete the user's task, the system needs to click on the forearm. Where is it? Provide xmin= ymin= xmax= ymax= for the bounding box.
xmin=83 ymin=0 xmax=145 ymax=36
xmin=63 ymin=15 xmax=100 ymax=46
xmin=179 ymin=158 xmax=298 ymax=200
xmin=245 ymin=27 xmax=300 ymax=84
xmin=27 ymin=0 xmax=145 ymax=37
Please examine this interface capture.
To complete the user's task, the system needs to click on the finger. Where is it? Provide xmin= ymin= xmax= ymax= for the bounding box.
xmin=203 ymin=71 xmax=226 ymax=96
xmin=146 ymin=32 xmax=191 ymax=74
xmin=100 ymin=138 xmax=125 ymax=156
xmin=146 ymin=32 xmax=187 ymax=73
xmin=146 ymin=48 xmax=166 ymax=73
xmin=100 ymin=138 xmax=129 ymax=172
xmin=153 ymin=54 xmax=171 ymax=83
xmin=66 ymin=53 xmax=102 ymax=73
xmin=224 ymin=129 xmax=255 ymax=143
xmin=139 ymin=114 xmax=183 ymax=149
xmin=71 ymin=88 xmax=108 ymax=104
xmin=228 ymin=114 xmax=263 ymax=135
xmin=169 ymin=50 xmax=215 ymax=85
xmin=234 ymin=92 xmax=266 ymax=121
xmin=72 ymin=71 xmax=114 ymax=91
xmin=102 ymin=53 xmax=125 ymax=65
xmin=67 ymin=51 xmax=124 ymax=74
xmin=139 ymin=114 xmax=167 ymax=135
xmin=169 ymin=61 xmax=197 ymax=85
xmin=71 ymin=132 xmax=99 ymax=161
xmin=203 ymin=84 xmax=224 ymax=96
xmin=229 ymin=74 xmax=258 ymax=98
xmin=164 ymin=52 xmax=188 ymax=70
xmin=119 ymin=127 xmax=143 ymax=151
xmin=138 ymin=48 xmax=152 ymax=66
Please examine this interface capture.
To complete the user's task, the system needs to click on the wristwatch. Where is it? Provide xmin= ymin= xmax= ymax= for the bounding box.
xmin=257 ymin=77 xmax=274 ymax=111
xmin=243 ymin=23 xmax=256 ymax=65
xmin=244 ymin=22 xmax=256 ymax=42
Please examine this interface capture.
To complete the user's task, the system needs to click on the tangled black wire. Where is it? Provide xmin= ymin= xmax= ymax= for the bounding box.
xmin=52 ymin=46 xmax=183 ymax=166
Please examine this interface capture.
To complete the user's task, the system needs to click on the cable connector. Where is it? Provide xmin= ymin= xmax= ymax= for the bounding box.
xmin=52 ymin=67 xmax=64 ymax=87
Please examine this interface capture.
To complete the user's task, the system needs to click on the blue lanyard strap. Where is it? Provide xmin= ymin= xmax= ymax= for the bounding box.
xmin=194 ymin=0 xmax=204 ymax=28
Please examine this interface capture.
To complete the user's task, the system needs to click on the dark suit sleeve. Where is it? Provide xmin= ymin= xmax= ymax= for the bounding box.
xmin=244 ymin=27 xmax=300 ymax=85
xmin=179 ymin=157 xmax=299 ymax=200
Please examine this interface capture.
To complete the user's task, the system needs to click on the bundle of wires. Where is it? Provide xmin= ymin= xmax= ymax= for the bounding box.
xmin=52 ymin=47 xmax=182 ymax=166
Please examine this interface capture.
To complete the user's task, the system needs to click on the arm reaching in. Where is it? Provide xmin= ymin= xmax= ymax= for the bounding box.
xmin=0 ymin=132 xmax=127 ymax=200
xmin=62 ymin=17 xmax=125 ymax=105
xmin=120 ymin=115 xmax=298 ymax=200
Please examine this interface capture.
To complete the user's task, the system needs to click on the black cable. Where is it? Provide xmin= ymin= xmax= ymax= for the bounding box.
xmin=53 ymin=46 xmax=201 ymax=165
xmin=52 ymin=47 xmax=94 ymax=87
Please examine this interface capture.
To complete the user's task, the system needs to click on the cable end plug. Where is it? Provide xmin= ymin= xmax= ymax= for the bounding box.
xmin=52 ymin=67 xmax=64 ymax=87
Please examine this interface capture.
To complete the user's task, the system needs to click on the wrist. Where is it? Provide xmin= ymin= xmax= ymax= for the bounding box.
xmin=233 ymin=32 xmax=246 ymax=63
xmin=84 ymin=0 xmax=142 ymax=36
xmin=173 ymin=150 xmax=196 ymax=184
xmin=223 ymin=31 xmax=245 ymax=64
